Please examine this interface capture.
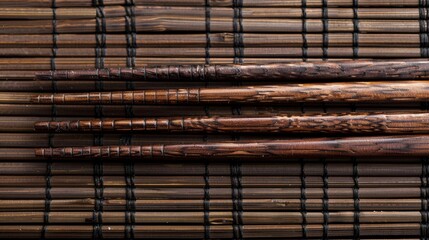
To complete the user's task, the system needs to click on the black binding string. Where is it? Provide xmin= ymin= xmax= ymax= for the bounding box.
xmin=322 ymin=158 xmax=329 ymax=239
xmin=125 ymin=104 xmax=135 ymax=118
xmin=231 ymin=105 xmax=242 ymax=116
xmin=121 ymin=134 xmax=133 ymax=146
xmin=41 ymin=159 xmax=52 ymax=239
xmin=204 ymin=0 xmax=211 ymax=64
xmin=300 ymin=159 xmax=308 ymax=238
xmin=322 ymin=0 xmax=329 ymax=60
xmin=93 ymin=134 xmax=104 ymax=147
xmin=230 ymin=75 xmax=242 ymax=115
xmin=49 ymin=103 xmax=57 ymax=149
xmin=353 ymin=157 xmax=360 ymax=239
xmin=301 ymin=0 xmax=308 ymax=61
xmin=44 ymin=85 xmax=56 ymax=239
xmin=233 ymin=0 xmax=244 ymax=64
xmin=93 ymin=99 xmax=104 ymax=151
xmin=421 ymin=157 xmax=429 ymax=240
xmin=44 ymin=4 xmax=57 ymax=234
xmin=93 ymin=128 xmax=104 ymax=240
xmin=420 ymin=0 xmax=429 ymax=57
xmin=203 ymin=160 xmax=211 ymax=240
xmin=352 ymin=0 xmax=359 ymax=59
xmin=204 ymin=106 xmax=211 ymax=117
xmin=125 ymin=0 xmax=137 ymax=71
xmin=125 ymin=0 xmax=136 ymax=118
xmin=95 ymin=0 xmax=106 ymax=91
xmin=422 ymin=99 xmax=429 ymax=113
xmin=425 ymin=157 xmax=429 ymax=240
xmin=424 ymin=157 xmax=429 ymax=240
xmin=125 ymin=159 xmax=136 ymax=240
xmin=93 ymin=160 xmax=104 ymax=240
xmin=42 ymin=105 xmax=53 ymax=239
xmin=51 ymin=0 xmax=58 ymax=92
xmin=95 ymin=105 xmax=104 ymax=118
xmin=230 ymin=160 xmax=243 ymax=240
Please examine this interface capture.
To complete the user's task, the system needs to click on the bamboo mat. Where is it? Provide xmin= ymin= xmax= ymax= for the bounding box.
xmin=1 ymin=0 xmax=429 ymax=81
xmin=3 ymin=0 xmax=429 ymax=239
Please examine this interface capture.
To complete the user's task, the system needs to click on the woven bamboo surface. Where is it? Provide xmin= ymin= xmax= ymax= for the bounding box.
xmin=3 ymin=0 xmax=429 ymax=239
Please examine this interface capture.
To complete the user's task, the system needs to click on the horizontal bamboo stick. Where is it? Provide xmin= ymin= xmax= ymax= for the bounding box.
xmin=34 ymin=135 xmax=429 ymax=158
xmin=0 ymin=175 xmax=419 ymax=188
xmin=0 ymin=199 xmax=421 ymax=211
xmin=8 ymin=131 xmax=429 ymax=148
xmin=0 ymin=162 xmax=419 ymax=176
xmin=0 ymin=211 xmax=421 ymax=224
xmin=0 ymin=133 xmax=252 ymax=147
xmin=12 ymin=79 xmax=429 ymax=92
xmin=19 ymin=80 xmax=429 ymax=93
xmin=36 ymin=60 xmax=429 ymax=81
xmin=34 ymin=112 xmax=429 ymax=134
xmin=129 ymin=0 xmax=429 ymax=7
xmin=0 ymin=0 xmax=422 ymax=7
xmin=32 ymin=81 xmax=429 ymax=105
xmin=8 ymin=148 xmax=429 ymax=163
xmin=31 ymin=60 xmax=429 ymax=82
xmin=0 ymin=224 xmax=421 ymax=238
xmin=0 ymin=187 xmax=421 ymax=199
xmin=0 ymin=0 xmax=129 ymax=7
xmin=0 ymin=80 xmax=260 ymax=92
xmin=1 ymin=18 xmax=425 ymax=34
xmin=3 ymin=47 xmax=425 ymax=58
xmin=134 ymin=7 xmax=427 ymax=20
xmin=2 ymin=7 xmax=424 ymax=20
xmin=5 ymin=146 xmax=429 ymax=160
xmin=1 ymin=34 xmax=424 ymax=48
xmin=0 ymin=104 xmax=421 ymax=117
xmin=0 ymin=58 xmax=362 ymax=70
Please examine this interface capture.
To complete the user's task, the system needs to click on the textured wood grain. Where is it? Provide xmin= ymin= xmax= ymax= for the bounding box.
xmin=0 ymin=161 xmax=417 ymax=176
xmin=0 ymin=224 xmax=421 ymax=239
xmin=2 ymin=34 xmax=424 ymax=49
xmin=0 ymin=58 xmax=365 ymax=71
xmin=0 ymin=199 xmax=422 ymax=212
xmin=35 ymin=135 xmax=429 ymax=158
xmin=3 ymin=18 xmax=423 ymax=34
xmin=32 ymin=81 xmax=429 ymax=105
xmin=0 ymin=186 xmax=420 ymax=199
xmin=0 ymin=0 xmax=421 ymax=7
xmin=1 ymin=104 xmax=422 ymax=117
xmin=34 ymin=112 xmax=429 ymax=134
xmin=0 ymin=175 xmax=418 ymax=188
xmin=2 ymin=47 xmax=425 ymax=58
xmin=35 ymin=60 xmax=429 ymax=81
xmin=2 ymin=7 xmax=420 ymax=20
xmin=0 ymin=211 xmax=420 ymax=224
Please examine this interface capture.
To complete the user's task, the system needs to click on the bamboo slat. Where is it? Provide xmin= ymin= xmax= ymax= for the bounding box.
xmin=0 ymin=0 xmax=423 ymax=7
xmin=1 ymin=7 xmax=423 ymax=20
xmin=0 ymin=186 xmax=421 ymax=199
xmin=0 ymin=161 xmax=419 ymax=176
xmin=1 ymin=47 xmax=426 ymax=58
xmin=0 ymin=211 xmax=421 ymax=224
xmin=0 ymin=103 xmax=422 ymax=117
xmin=0 ymin=34 xmax=423 ymax=48
xmin=0 ymin=224 xmax=420 ymax=239
xmin=0 ymin=198 xmax=421 ymax=211
xmin=0 ymin=18 xmax=425 ymax=34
